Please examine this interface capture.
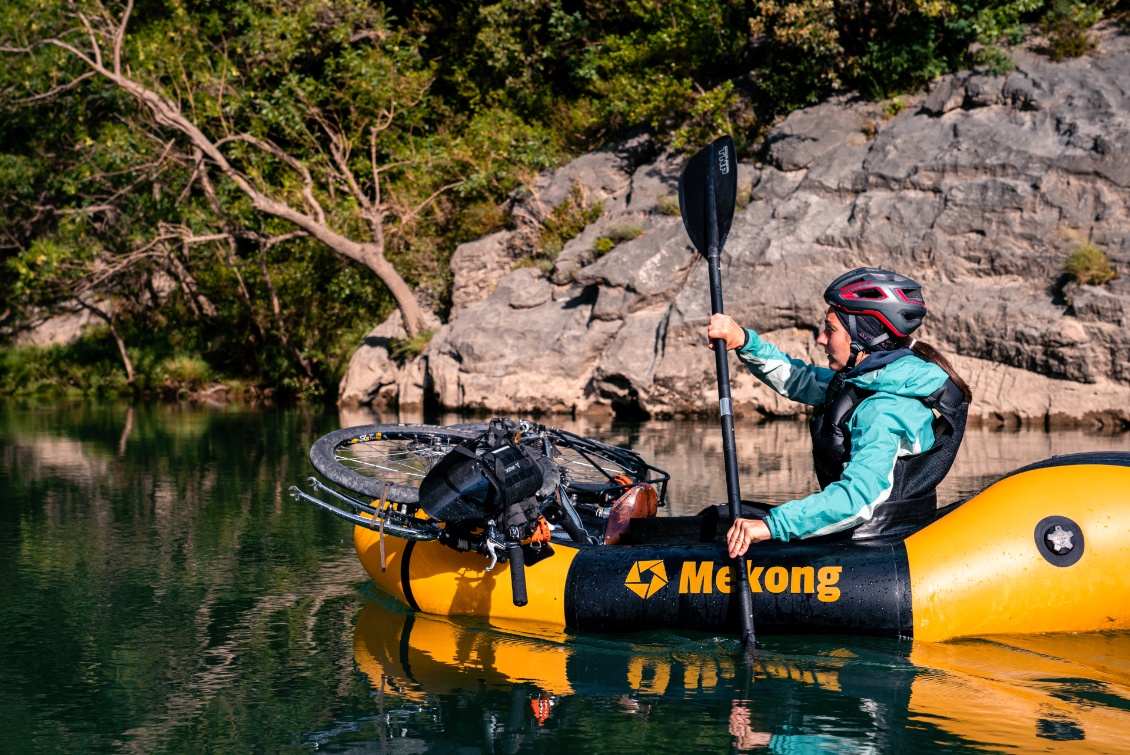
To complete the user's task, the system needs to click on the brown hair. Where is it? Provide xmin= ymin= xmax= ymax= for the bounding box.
xmin=892 ymin=336 xmax=973 ymax=403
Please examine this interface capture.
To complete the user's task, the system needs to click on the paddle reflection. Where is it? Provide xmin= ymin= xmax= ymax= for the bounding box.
xmin=350 ymin=595 xmax=1130 ymax=753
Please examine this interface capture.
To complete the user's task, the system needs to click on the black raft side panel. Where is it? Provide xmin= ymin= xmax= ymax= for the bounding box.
xmin=564 ymin=540 xmax=912 ymax=638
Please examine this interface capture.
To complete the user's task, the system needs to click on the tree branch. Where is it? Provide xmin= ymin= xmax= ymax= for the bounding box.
xmin=257 ymin=239 xmax=314 ymax=378
xmin=394 ymin=179 xmax=464 ymax=232
xmin=325 ymin=125 xmax=384 ymax=242
xmin=16 ymin=71 xmax=95 ymax=103
xmin=75 ymin=9 xmax=104 ymax=69
xmin=12 ymin=8 xmax=428 ymax=336
xmin=216 ymin=132 xmax=326 ymax=225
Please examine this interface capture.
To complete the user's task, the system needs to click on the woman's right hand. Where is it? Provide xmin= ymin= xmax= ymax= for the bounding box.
xmin=707 ymin=314 xmax=746 ymax=351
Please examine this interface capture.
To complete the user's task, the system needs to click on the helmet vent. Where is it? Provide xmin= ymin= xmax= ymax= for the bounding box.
xmin=854 ymin=288 xmax=885 ymax=299
xmin=900 ymin=289 xmax=924 ymax=303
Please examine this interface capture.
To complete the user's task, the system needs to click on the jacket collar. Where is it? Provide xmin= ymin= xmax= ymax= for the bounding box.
xmin=843 ymin=348 xmax=913 ymax=379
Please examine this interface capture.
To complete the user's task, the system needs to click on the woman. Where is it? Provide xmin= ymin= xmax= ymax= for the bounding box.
xmin=708 ymin=268 xmax=972 ymax=557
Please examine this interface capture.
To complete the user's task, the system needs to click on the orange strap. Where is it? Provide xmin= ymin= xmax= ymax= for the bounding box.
xmin=530 ymin=693 xmax=552 ymax=724
xmin=530 ymin=516 xmax=551 ymax=544
xmin=612 ymin=474 xmax=634 ymax=487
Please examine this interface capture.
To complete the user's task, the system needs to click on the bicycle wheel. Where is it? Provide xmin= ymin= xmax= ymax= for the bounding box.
xmin=545 ymin=429 xmax=649 ymax=485
xmin=310 ymin=424 xmax=478 ymax=502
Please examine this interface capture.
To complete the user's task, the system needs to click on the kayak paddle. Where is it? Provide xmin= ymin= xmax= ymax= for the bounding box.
xmin=677 ymin=135 xmax=757 ymax=651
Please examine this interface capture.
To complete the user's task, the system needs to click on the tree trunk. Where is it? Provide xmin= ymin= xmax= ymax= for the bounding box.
xmin=360 ymin=244 xmax=427 ymax=337
xmin=77 ymin=298 xmax=136 ymax=385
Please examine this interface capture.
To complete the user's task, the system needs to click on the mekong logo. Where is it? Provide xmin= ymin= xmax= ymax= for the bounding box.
xmin=625 ymin=560 xmax=668 ymax=599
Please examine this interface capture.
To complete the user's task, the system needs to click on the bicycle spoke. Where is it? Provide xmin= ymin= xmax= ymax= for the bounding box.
xmin=332 ymin=434 xmax=464 ymax=486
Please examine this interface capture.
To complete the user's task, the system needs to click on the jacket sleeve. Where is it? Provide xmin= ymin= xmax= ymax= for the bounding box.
xmin=764 ymin=393 xmax=933 ymax=542
xmin=735 ymin=329 xmax=834 ymax=407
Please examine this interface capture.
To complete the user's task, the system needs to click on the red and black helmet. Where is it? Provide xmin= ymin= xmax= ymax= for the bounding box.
xmin=824 ymin=268 xmax=927 ymax=352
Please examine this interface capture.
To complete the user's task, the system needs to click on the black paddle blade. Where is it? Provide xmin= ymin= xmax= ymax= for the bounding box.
xmin=677 ymin=135 xmax=738 ymax=257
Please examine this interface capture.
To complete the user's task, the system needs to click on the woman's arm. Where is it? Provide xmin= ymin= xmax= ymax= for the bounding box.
xmin=763 ymin=394 xmax=927 ymax=542
xmin=736 ymin=329 xmax=834 ymax=407
xmin=708 ymin=314 xmax=833 ymax=406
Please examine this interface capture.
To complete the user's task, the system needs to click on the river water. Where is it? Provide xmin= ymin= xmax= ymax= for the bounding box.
xmin=2 ymin=402 xmax=1128 ymax=753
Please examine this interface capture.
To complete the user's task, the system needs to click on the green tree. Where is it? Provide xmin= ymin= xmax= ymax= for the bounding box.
xmin=0 ymin=0 xmax=475 ymax=382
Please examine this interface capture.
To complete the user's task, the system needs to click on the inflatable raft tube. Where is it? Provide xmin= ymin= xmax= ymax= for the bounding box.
xmin=353 ymin=453 xmax=1130 ymax=642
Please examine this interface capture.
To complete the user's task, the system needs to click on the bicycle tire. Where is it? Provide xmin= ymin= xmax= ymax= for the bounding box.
xmin=310 ymin=424 xmax=478 ymax=502
xmin=310 ymin=422 xmax=661 ymax=506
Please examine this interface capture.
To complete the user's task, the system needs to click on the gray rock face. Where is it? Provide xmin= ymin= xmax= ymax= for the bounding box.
xmin=338 ymin=309 xmax=442 ymax=409
xmin=449 ymin=230 xmax=514 ymax=313
xmin=346 ymin=30 xmax=1130 ymax=428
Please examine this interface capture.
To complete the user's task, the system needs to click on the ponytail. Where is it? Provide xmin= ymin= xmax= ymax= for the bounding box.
xmin=893 ymin=337 xmax=973 ymax=403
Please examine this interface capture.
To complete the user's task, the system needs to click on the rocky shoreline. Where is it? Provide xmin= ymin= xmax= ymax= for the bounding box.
xmin=343 ymin=30 xmax=1130 ymax=429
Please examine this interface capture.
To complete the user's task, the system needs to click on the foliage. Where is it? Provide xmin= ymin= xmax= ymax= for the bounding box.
xmin=387 ymin=329 xmax=435 ymax=363
xmin=594 ymin=237 xmax=615 ymax=257
xmin=656 ymin=195 xmax=682 ymax=216
xmin=1 ymin=0 xmax=1121 ymax=401
xmin=1041 ymin=0 xmax=1103 ymax=59
xmin=883 ymin=98 xmax=907 ymax=117
xmin=973 ymin=46 xmax=1019 ymax=73
xmin=0 ymin=338 xmax=129 ymax=398
xmin=155 ymin=354 xmax=213 ymax=396
xmin=538 ymin=181 xmax=604 ymax=257
xmin=592 ymin=223 xmax=644 ymax=260
xmin=1066 ymin=242 xmax=1118 ymax=285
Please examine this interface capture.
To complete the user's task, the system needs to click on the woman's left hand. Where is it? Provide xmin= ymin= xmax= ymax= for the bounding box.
xmin=726 ymin=517 xmax=772 ymax=557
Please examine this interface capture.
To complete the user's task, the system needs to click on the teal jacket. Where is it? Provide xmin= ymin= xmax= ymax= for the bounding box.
xmin=737 ymin=329 xmax=950 ymax=541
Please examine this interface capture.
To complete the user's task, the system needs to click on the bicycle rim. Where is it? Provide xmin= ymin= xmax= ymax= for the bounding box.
xmin=310 ymin=424 xmax=477 ymax=502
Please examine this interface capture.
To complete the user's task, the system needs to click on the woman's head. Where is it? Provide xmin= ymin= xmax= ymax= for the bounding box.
xmin=823 ymin=267 xmax=927 ymax=356
xmin=820 ymin=267 xmax=972 ymax=402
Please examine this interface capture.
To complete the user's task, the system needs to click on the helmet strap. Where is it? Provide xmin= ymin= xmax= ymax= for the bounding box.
xmin=843 ymin=313 xmax=866 ymax=365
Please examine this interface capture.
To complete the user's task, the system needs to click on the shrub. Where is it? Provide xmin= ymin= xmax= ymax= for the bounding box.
xmin=388 ymin=330 xmax=435 ymax=363
xmin=593 ymin=223 xmax=645 ymax=259
xmin=540 ymin=181 xmax=604 ymax=257
xmin=883 ymin=98 xmax=906 ymax=117
xmin=512 ymin=257 xmax=556 ymax=276
xmin=737 ymin=187 xmax=752 ymax=211
xmin=974 ymin=47 xmax=1017 ymax=75
xmin=656 ymin=195 xmax=681 ymax=216
xmin=1066 ymin=242 xmax=1118 ymax=285
xmin=1042 ymin=0 xmax=1102 ymax=61
xmin=157 ymin=355 xmax=212 ymax=391
xmin=605 ymin=224 xmax=644 ymax=243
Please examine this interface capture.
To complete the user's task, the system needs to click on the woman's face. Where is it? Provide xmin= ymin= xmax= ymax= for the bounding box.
xmin=816 ymin=308 xmax=854 ymax=371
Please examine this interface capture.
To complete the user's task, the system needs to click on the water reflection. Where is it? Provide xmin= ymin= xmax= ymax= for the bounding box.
xmin=0 ymin=403 xmax=367 ymax=753
xmin=2 ymin=403 xmax=1129 ymax=754
xmin=345 ymin=594 xmax=1130 ymax=753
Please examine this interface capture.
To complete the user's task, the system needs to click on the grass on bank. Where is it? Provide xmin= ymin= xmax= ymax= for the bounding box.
xmin=1 ymin=332 xmax=253 ymax=400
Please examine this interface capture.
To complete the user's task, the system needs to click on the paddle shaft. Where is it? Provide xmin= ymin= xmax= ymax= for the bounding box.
xmin=705 ymin=155 xmax=757 ymax=650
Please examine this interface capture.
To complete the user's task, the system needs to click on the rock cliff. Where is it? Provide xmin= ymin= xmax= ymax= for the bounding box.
xmin=342 ymin=29 xmax=1130 ymax=428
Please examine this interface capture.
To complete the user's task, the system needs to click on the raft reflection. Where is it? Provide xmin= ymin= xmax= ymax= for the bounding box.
xmin=351 ymin=596 xmax=1130 ymax=753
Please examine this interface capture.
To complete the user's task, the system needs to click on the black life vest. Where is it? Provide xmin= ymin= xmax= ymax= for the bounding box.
xmin=809 ymin=360 xmax=968 ymax=539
